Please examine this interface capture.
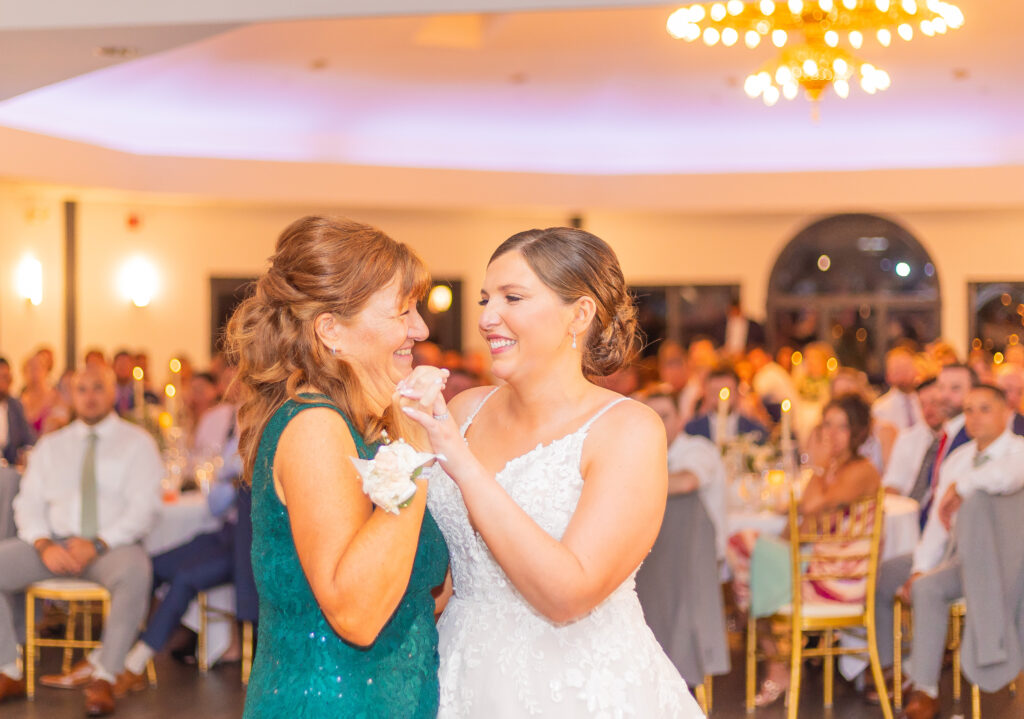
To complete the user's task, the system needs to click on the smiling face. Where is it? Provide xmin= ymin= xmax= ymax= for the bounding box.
xmin=333 ymin=277 xmax=429 ymax=391
xmin=820 ymin=405 xmax=853 ymax=458
xmin=478 ymin=250 xmax=577 ymax=383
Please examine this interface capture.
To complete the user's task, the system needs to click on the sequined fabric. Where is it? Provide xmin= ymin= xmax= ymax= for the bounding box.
xmin=243 ymin=396 xmax=449 ymax=719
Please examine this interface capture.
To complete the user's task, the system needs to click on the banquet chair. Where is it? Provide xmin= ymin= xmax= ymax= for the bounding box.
xmin=24 ymin=578 xmax=156 ymax=699
xmin=197 ymin=588 xmax=253 ymax=685
xmin=893 ymin=598 xmax=1017 ymax=718
xmin=745 ymin=487 xmax=891 ymax=719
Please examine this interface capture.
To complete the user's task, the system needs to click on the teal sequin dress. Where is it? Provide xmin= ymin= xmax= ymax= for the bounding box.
xmin=243 ymin=396 xmax=449 ymax=719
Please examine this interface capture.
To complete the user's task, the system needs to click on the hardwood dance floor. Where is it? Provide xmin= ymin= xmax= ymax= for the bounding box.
xmin=6 ymin=642 xmax=1022 ymax=718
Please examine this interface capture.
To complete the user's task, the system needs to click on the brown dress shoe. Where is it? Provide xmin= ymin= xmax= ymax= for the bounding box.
xmin=83 ymin=678 xmax=116 ymax=717
xmin=901 ymin=689 xmax=940 ymax=719
xmin=39 ymin=659 xmax=94 ymax=689
xmin=0 ymin=673 xmax=27 ymax=703
xmin=112 ymin=669 xmax=146 ymax=698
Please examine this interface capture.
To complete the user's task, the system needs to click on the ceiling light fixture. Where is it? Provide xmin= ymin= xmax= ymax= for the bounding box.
xmin=667 ymin=0 xmax=963 ymax=104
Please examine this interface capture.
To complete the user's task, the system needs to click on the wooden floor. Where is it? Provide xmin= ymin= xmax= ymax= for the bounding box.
xmin=5 ymin=642 xmax=1022 ymax=718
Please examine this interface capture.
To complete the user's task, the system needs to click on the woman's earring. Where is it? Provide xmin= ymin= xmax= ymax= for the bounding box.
xmin=331 ymin=346 xmax=337 ymax=357
xmin=571 ymin=331 xmax=577 ymax=350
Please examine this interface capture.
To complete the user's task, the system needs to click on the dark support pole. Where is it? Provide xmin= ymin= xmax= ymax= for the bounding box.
xmin=64 ymin=201 xmax=77 ymax=371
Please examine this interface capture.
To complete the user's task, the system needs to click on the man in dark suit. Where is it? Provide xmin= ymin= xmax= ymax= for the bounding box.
xmin=0 ymin=357 xmax=34 ymax=465
xmin=715 ymin=300 xmax=765 ymax=358
xmin=684 ymin=363 xmax=769 ymax=444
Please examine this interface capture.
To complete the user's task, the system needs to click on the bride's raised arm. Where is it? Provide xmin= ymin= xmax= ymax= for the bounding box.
xmin=402 ymin=382 xmax=668 ymax=623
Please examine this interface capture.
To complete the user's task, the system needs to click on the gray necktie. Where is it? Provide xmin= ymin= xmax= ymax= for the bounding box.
xmin=907 ymin=433 xmax=941 ymax=504
xmin=80 ymin=431 xmax=98 ymax=539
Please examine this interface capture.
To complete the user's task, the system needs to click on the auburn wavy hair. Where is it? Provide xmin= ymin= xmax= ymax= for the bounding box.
xmin=225 ymin=216 xmax=429 ymax=484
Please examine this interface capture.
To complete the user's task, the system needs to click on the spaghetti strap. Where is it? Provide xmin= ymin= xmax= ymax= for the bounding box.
xmin=460 ymin=387 xmax=501 ymax=437
xmin=580 ymin=396 xmax=631 ymax=434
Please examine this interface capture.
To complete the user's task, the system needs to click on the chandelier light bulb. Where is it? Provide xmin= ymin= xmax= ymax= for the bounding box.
xmin=772 ymin=29 xmax=788 ymax=46
xmin=877 ymin=28 xmax=892 ymax=46
xmin=703 ymin=27 xmax=721 ymax=44
xmin=920 ymin=19 xmax=934 ymax=35
xmin=710 ymin=3 xmax=727 ymax=21
xmin=861 ymin=75 xmax=877 ymax=94
xmin=745 ymin=30 xmax=761 ymax=47
xmin=825 ymin=30 xmax=839 ymax=46
xmin=833 ymin=57 xmax=849 ymax=76
xmin=932 ymin=17 xmax=947 ymax=33
xmin=802 ymin=58 xmax=819 ymax=76
xmin=788 ymin=0 xmax=804 ymax=15
xmin=901 ymin=0 xmax=917 ymax=13
xmin=782 ymin=81 xmax=799 ymax=99
xmin=763 ymin=85 xmax=781 ymax=105
xmin=760 ymin=0 xmax=776 ymax=15
xmin=876 ymin=0 xmax=891 ymax=10
xmin=843 ymin=0 xmax=857 ymax=8
xmin=684 ymin=23 xmax=702 ymax=41
xmin=898 ymin=23 xmax=913 ymax=40
xmin=819 ymin=0 xmax=834 ymax=11
xmin=666 ymin=9 xmax=692 ymax=38
xmin=834 ymin=78 xmax=850 ymax=98
xmin=688 ymin=4 xmax=706 ymax=22
xmin=875 ymin=69 xmax=891 ymax=89
xmin=727 ymin=0 xmax=745 ymax=15
xmin=776 ymin=65 xmax=794 ymax=84
xmin=744 ymin=74 xmax=763 ymax=97
xmin=849 ymin=30 xmax=864 ymax=48
xmin=756 ymin=19 xmax=771 ymax=33
xmin=722 ymin=27 xmax=739 ymax=45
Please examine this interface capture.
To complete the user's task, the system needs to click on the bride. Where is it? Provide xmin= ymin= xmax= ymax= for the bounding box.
xmin=400 ymin=227 xmax=705 ymax=718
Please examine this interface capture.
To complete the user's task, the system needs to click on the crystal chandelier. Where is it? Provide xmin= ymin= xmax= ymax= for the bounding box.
xmin=667 ymin=0 xmax=964 ymax=105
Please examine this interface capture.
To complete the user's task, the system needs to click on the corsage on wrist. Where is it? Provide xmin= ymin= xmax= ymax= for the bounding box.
xmin=350 ymin=436 xmax=444 ymax=514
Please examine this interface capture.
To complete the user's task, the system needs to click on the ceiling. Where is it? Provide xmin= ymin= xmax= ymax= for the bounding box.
xmin=0 ymin=1 xmax=1019 ymax=176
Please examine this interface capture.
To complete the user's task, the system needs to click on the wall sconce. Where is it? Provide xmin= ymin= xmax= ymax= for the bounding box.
xmin=118 ymin=256 xmax=158 ymax=307
xmin=427 ymin=284 xmax=453 ymax=313
xmin=15 ymin=255 xmax=43 ymax=306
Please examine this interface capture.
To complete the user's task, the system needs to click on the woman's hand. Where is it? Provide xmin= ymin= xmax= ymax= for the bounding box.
xmin=396 ymin=376 xmax=479 ymax=483
xmin=391 ymin=366 xmax=449 ymax=452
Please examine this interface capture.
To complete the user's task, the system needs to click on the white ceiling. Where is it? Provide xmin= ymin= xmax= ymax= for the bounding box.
xmin=0 ymin=2 xmax=1019 ymax=176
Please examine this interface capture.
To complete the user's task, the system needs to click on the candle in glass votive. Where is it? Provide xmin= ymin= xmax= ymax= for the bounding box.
xmin=716 ymin=387 xmax=730 ymax=446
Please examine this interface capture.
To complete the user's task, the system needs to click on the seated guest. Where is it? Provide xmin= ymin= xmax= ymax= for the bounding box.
xmin=643 ymin=393 xmax=727 ymax=560
xmin=191 ymin=366 xmax=238 ymax=460
xmin=748 ymin=346 xmax=797 ymax=422
xmin=831 ymin=368 xmax=897 ymax=471
xmin=657 ymin=340 xmax=701 ymax=426
xmin=0 ymin=366 xmax=163 ymax=715
xmin=685 ymin=363 xmax=768 ymax=445
xmin=882 ymin=377 xmax=946 ymax=499
xmin=84 ymin=348 xmax=107 ymax=369
xmin=994 ymin=363 xmax=1024 ymax=434
xmin=726 ymin=393 xmax=881 ymax=706
xmin=0 ymin=357 xmax=34 ymax=466
xmin=120 ymin=424 xmax=252 ymax=682
xmin=896 ymin=384 xmax=1024 ymax=719
xmin=872 ymin=347 xmax=923 ymax=432
xmin=19 ymin=351 xmax=68 ymax=435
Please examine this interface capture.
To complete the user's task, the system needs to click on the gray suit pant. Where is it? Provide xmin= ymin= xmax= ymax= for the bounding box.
xmin=0 ymin=538 xmax=152 ymax=675
xmin=908 ymin=560 xmax=962 ymax=689
xmin=874 ymin=553 xmax=914 ymax=668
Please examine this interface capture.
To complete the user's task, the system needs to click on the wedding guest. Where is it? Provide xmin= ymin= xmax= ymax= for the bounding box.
xmin=0 ymin=365 xmax=162 ymax=715
xmin=895 ymin=385 xmax=1024 ymax=719
xmin=112 ymin=350 xmax=136 ymax=417
xmin=831 ymin=368 xmax=897 ymax=471
xmin=84 ymin=348 xmax=107 ymax=369
xmin=881 ymin=378 xmax=946 ymax=499
xmin=726 ymin=393 xmax=881 ymax=706
xmin=685 ymin=364 xmax=768 ymax=445
xmin=994 ymin=363 xmax=1024 ymax=433
xmin=0 ymin=358 xmax=34 ymax=466
xmin=872 ymin=347 xmax=922 ymax=431
xmin=20 ymin=352 xmax=68 ymax=435
xmin=186 ymin=372 xmax=219 ymax=438
xmin=716 ymin=299 xmax=765 ymax=357
xmin=191 ymin=366 xmax=239 ymax=460
xmin=227 ymin=216 xmax=447 ymax=718
xmin=748 ymin=346 xmax=797 ymax=422
xmin=967 ymin=347 xmax=995 ymax=385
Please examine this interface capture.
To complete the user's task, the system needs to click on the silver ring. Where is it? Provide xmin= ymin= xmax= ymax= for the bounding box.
xmin=432 ymin=412 xmax=450 ymax=421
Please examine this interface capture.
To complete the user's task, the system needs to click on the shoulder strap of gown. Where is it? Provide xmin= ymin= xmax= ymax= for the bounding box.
xmin=579 ymin=396 xmax=631 ymax=434
xmin=460 ymin=387 xmax=501 ymax=438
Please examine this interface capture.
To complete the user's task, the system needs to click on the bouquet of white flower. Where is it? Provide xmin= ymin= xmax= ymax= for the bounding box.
xmin=349 ymin=438 xmax=443 ymax=514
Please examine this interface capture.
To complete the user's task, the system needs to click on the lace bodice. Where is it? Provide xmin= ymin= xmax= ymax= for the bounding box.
xmin=427 ymin=389 xmax=704 ymax=718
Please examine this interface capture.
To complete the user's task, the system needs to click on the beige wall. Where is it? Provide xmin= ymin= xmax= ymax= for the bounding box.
xmin=2 ymin=177 xmax=1024 ymax=387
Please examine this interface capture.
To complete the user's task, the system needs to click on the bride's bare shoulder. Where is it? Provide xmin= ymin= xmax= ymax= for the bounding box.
xmin=448 ymin=385 xmax=501 ymax=423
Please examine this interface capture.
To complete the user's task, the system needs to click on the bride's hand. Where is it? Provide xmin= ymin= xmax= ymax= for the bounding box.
xmin=391 ymin=366 xmax=449 ymax=452
xmin=397 ymin=383 xmax=473 ymax=481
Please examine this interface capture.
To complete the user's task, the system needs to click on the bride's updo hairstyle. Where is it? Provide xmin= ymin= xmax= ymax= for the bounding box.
xmin=490 ymin=227 xmax=639 ymax=377
xmin=226 ymin=215 xmax=429 ymax=483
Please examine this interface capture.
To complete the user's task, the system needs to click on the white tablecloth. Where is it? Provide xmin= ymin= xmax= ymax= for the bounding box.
xmin=145 ymin=493 xmax=236 ymax=665
xmin=728 ymin=493 xmax=921 ymax=679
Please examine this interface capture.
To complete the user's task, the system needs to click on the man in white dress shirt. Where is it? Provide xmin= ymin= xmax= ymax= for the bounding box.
xmin=899 ymin=384 xmax=1024 ymax=719
xmin=881 ymin=378 xmax=945 ymax=499
xmin=872 ymin=347 xmax=922 ymax=432
xmin=0 ymin=365 xmax=163 ymax=715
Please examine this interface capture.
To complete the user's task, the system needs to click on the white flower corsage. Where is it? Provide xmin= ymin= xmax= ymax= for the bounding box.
xmin=349 ymin=437 xmax=443 ymax=514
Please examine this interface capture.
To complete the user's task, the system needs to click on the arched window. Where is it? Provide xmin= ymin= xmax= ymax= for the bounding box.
xmin=768 ymin=213 xmax=940 ymax=376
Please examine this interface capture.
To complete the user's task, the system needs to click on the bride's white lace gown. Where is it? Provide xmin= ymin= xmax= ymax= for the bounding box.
xmin=427 ymin=390 xmax=705 ymax=718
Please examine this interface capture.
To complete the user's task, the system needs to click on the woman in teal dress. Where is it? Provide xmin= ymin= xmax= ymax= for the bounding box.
xmin=226 ymin=216 xmax=449 ymax=718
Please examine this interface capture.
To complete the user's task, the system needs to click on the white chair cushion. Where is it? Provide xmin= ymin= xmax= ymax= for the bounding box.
xmin=776 ymin=601 xmax=865 ymax=618
xmin=30 ymin=578 xmax=107 ymax=593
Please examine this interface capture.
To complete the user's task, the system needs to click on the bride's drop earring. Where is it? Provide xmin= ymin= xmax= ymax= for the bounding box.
xmin=571 ymin=331 xmax=577 ymax=350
